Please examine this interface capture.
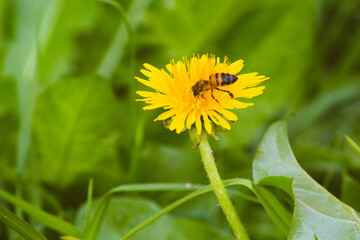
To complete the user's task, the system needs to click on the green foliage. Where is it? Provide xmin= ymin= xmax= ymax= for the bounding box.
xmin=0 ymin=0 xmax=359 ymax=239
xmin=0 ymin=203 xmax=46 ymax=240
xmin=0 ymin=188 xmax=82 ymax=237
xmin=32 ymin=75 xmax=123 ymax=188
xmin=253 ymin=122 xmax=360 ymax=239
xmin=77 ymin=196 xmax=235 ymax=240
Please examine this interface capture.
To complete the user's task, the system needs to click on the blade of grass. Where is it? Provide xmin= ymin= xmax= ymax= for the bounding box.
xmin=0 ymin=203 xmax=47 ymax=240
xmin=82 ymin=194 xmax=111 ymax=240
xmin=98 ymin=0 xmax=148 ymax=175
xmin=127 ymin=111 xmax=147 ymax=182
xmin=82 ymin=183 xmax=206 ymax=240
xmin=345 ymin=135 xmax=360 ymax=155
xmin=83 ymin=183 xmax=208 ymax=240
xmin=251 ymin=185 xmax=292 ymax=236
xmin=121 ymin=184 xmax=215 ymax=240
xmin=108 ymin=182 xmax=203 ymax=193
xmin=84 ymin=179 xmax=94 ymax=230
xmin=121 ymin=179 xmax=291 ymax=239
xmin=99 ymin=0 xmax=136 ymax=78
xmin=97 ymin=0 xmax=151 ymax=79
xmin=81 ymin=179 xmax=290 ymax=240
xmin=12 ymin=1 xmax=40 ymax=219
xmin=0 ymin=188 xmax=82 ymax=237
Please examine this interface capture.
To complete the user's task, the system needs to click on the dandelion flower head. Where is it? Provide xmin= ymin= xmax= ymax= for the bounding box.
xmin=136 ymin=54 xmax=269 ymax=134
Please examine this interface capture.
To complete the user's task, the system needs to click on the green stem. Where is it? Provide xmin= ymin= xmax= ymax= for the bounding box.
xmin=199 ymin=132 xmax=250 ymax=240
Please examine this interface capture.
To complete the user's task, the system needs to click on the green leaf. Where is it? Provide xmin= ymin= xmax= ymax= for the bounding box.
xmin=80 ymin=197 xmax=175 ymax=240
xmin=82 ymin=183 xmax=205 ymax=240
xmin=0 ymin=188 xmax=82 ymax=237
xmin=251 ymin=184 xmax=292 ymax=236
xmin=100 ymin=180 xmax=290 ymax=239
xmin=253 ymin=121 xmax=360 ymax=239
xmin=77 ymin=196 xmax=233 ymax=240
xmin=32 ymin=75 xmax=123 ymax=188
xmin=0 ymin=203 xmax=47 ymax=240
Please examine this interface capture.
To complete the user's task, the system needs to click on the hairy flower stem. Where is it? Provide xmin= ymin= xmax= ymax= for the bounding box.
xmin=199 ymin=132 xmax=250 ymax=240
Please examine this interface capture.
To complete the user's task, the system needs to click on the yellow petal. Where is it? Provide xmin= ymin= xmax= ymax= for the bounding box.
xmin=155 ymin=108 xmax=178 ymax=121
xmin=140 ymin=66 xmax=171 ymax=94
xmin=221 ymin=99 xmax=254 ymax=109
xmin=212 ymin=111 xmax=231 ymax=130
xmin=143 ymin=103 xmax=168 ymax=110
xmin=169 ymin=110 xmax=188 ymax=133
xmin=186 ymin=109 xmax=197 ymax=129
xmin=201 ymin=112 xmax=212 ymax=134
xmin=136 ymin=55 xmax=269 ymax=134
xmin=140 ymin=69 xmax=152 ymax=78
xmin=214 ymin=107 xmax=238 ymax=121
xmin=206 ymin=110 xmax=220 ymax=125
xmin=234 ymin=73 xmax=269 ymax=90
xmin=143 ymin=63 xmax=160 ymax=73
xmin=136 ymin=77 xmax=155 ymax=90
xmin=239 ymin=86 xmax=265 ymax=99
xmin=229 ymin=60 xmax=244 ymax=74
xmin=136 ymin=91 xmax=156 ymax=97
xmin=195 ymin=112 xmax=202 ymax=135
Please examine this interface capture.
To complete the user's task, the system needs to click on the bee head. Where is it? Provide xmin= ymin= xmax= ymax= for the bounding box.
xmin=192 ymin=85 xmax=199 ymax=97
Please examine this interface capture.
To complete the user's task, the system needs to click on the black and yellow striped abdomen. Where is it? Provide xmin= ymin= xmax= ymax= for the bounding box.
xmin=209 ymin=73 xmax=238 ymax=87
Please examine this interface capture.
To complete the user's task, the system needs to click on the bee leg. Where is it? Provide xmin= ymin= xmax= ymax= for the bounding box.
xmin=215 ymin=88 xmax=234 ymax=98
xmin=211 ymin=89 xmax=219 ymax=103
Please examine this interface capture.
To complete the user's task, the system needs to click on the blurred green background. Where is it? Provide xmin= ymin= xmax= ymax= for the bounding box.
xmin=0 ymin=0 xmax=359 ymax=239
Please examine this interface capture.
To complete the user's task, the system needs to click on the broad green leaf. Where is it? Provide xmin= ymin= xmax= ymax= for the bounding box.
xmin=251 ymin=184 xmax=292 ymax=236
xmin=77 ymin=196 xmax=233 ymax=240
xmin=0 ymin=188 xmax=82 ymax=237
xmin=32 ymin=75 xmax=123 ymax=188
xmin=0 ymin=203 xmax=47 ymax=240
xmin=253 ymin=121 xmax=360 ymax=239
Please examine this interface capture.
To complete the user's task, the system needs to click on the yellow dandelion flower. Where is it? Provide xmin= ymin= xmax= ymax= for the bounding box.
xmin=136 ymin=54 xmax=269 ymax=134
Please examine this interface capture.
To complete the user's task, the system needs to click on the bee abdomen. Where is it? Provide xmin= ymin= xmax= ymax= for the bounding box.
xmin=220 ymin=73 xmax=238 ymax=86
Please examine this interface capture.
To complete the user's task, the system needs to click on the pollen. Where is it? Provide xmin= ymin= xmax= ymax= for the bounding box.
xmin=136 ymin=54 xmax=269 ymax=134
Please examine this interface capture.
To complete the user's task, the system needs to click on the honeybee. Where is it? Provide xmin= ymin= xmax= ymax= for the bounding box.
xmin=192 ymin=73 xmax=238 ymax=103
